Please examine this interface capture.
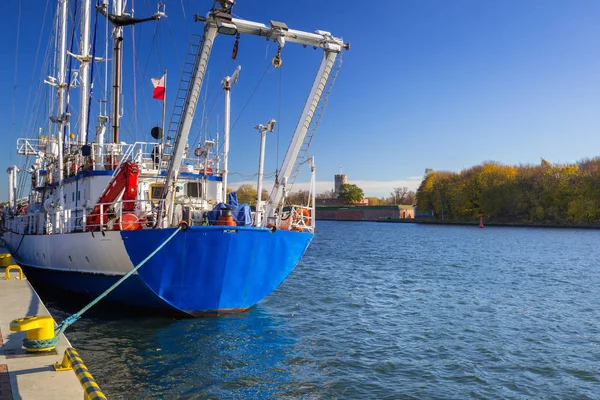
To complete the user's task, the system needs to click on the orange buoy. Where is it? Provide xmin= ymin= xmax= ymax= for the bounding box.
xmin=117 ymin=213 xmax=141 ymax=231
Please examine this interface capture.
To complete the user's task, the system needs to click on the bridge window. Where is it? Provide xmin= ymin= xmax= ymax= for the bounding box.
xmin=187 ymin=182 xmax=202 ymax=198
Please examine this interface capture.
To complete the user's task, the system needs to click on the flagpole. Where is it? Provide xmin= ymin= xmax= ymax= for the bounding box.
xmin=161 ymin=69 xmax=167 ymax=150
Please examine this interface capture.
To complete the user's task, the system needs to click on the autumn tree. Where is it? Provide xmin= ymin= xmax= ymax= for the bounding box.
xmin=235 ymin=184 xmax=258 ymax=205
xmin=338 ymin=183 xmax=364 ymax=204
xmin=234 ymin=185 xmax=268 ymax=206
xmin=405 ymin=191 xmax=416 ymax=205
xmin=391 ymin=187 xmax=409 ymax=204
xmin=415 ymin=158 xmax=600 ymax=224
xmin=365 ymin=197 xmax=381 ymax=206
xmin=287 ymin=190 xmax=310 ymax=205
xmin=316 ymin=190 xmax=336 ymax=199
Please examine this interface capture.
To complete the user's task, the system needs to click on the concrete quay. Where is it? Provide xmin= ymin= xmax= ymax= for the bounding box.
xmin=0 ymin=255 xmax=84 ymax=400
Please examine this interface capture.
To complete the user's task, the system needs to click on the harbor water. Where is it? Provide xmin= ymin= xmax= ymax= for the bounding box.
xmin=42 ymin=221 xmax=600 ymax=398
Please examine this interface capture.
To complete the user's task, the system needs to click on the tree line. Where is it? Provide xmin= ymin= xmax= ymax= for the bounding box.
xmin=315 ymin=185 xmax=415 ymax=205
xmin=233 ymin=183 xmax=415 ymax=206
xmin=416 ymin=158 xmax=600 ymax=224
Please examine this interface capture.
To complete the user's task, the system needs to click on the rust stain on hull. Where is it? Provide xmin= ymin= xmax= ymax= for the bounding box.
xmin=187 ymin=307 xmax=252 ymax=317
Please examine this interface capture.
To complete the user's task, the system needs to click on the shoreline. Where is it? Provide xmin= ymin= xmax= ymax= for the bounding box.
xmin=379 ymin=219 xmax=600 ymax=229
xmin=315 ymin=218 xmax=600 ymax=230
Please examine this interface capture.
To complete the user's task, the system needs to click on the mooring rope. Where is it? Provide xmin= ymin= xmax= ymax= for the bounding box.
xmin=23 ymin=226 xmax=183 ymax=349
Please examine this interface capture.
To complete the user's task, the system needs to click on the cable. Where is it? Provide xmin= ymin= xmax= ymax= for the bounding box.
xmin=230 ymin=66 xmax=270 ymax=131
xmin=131 ymin=0 xmax=138 ymax=141
xmin=86 ymin=6 xmax=99 ymax=142
xmin=10 ymin=0 xmax=22 ymax=162
xmin=276 ymin=65 xmax=282 ymax=180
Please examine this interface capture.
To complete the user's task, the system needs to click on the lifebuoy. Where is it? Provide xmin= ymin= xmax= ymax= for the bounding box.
xmin=200 ymin=167 xmax=214 ymax=176
xmin=292 ymin=208 xmax=311 ymax=227
xmin=194 ymin=148 xmax=204 ymax=157
xmin=71 ymin=162 xmax=78 ymax=174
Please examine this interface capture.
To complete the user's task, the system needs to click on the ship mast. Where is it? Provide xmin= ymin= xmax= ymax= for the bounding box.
xmin=221 ymin=66 xmax=241 ymax=203
xmin=78 ymin=0 xmax=92 ymax=143
xmin=55 ymin=0 xmax=69 ymax=231
xmin=111 ymin=0 xmax=123 ymax=143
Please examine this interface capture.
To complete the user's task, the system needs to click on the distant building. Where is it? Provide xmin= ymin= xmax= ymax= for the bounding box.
xmin=334 ymin=174 xmax=347 ymax=196
xmin=316 ymin=204 xmax=414 ymax=221
xmin=316 ymin=197 xmax=369 ymax=206
xmin=414 ymin=207 xmax=434 ymax=218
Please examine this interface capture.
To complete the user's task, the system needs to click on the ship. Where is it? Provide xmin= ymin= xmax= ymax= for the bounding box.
xmin=1 ymin=0 xmax=348 ymax=316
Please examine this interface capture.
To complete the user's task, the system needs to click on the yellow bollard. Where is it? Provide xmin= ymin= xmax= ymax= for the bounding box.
xmin=4 ymin=265 xmax=24 ymax=280
xmin=54 ymin=347 xmax=107 ymax=399
xmin=10 ymin=316 xmax=57 ymax=352
xmin=0 ymin=253 xmax=11 ymax=267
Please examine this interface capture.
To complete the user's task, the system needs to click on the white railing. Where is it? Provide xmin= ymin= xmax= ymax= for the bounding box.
xmin=78 ymin=142 xmax=215 ymax=175
xmin=4 ymin=198 xmax=167 ymax=235
xmin=17 ymin=138 xmax=48 ymax=155
xmin=277 ymin=205 xmax=314 ymax=233
xmin=25 ymin=140 xmax=221 ymax=188
xmin=72 ymin=198 xmax=165 ymax=232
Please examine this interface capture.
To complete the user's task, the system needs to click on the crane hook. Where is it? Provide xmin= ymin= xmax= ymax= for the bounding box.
xmin=272 ymin=46 xmax=283 ymax=68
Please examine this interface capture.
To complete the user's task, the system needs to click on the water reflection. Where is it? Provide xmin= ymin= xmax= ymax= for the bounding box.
xmin=42 ymin=291 xmax=321 ymax=399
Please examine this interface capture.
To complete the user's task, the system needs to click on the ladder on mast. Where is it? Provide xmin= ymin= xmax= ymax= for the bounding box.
xmin=288 ymin=54 xmax=343 ymax=190
xmin=163 ymin=35 xmax=202 ymax=160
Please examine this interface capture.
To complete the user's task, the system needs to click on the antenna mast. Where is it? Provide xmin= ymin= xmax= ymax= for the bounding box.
xmin=98 ymin=1 xmax=165 ymax=143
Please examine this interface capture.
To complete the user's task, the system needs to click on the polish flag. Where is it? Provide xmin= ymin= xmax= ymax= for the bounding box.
xmin=151 ymin=75 xmax=165 ymax=100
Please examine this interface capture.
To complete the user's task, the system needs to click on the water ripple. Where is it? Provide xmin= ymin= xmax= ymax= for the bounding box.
xmin=44 ymin=222 xmax=600 ymax=398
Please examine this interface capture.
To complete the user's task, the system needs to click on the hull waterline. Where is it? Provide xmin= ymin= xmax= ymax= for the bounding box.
xmin=2 ymin=226 xmax=313 ymax=316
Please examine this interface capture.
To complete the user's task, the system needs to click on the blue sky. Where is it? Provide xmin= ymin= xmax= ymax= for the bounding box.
xmin=1 ymin=0 xmax=599 ymax=200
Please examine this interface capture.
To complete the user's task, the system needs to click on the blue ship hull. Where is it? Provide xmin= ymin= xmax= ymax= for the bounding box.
xmin=12 ymin=226 xmax=313 ymax=316
xmin=123 ymin=226 xmax=313 ymax=315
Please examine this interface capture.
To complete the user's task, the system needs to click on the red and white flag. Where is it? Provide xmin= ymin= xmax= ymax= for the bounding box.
xmin=151 ymin=75 xmax=165 ymax=100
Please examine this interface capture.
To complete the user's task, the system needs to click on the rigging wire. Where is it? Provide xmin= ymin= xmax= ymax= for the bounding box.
xmin=14 ymin=0 xmax=54 ymax=201
xmin=64 ymin=0 xmax=79 ymax=144
xmin=179 ymin=0 xmax=191 ymax=39
xmin=230 ymin=66 xmax=270 ymax=131
xmin=19 ymin=0 xmax=51 ymax=140
xmin=10 ymin=0 xmax=22 ymax=162
xmin=15 ymin=2 xmax=56 ymax=201
xmin=86 ymin=6 xmax=99 ymax=141
xmin=276 ymin=65 xmax=282 ymax=182
xmin=104 ymin=0 xmax=109 ymax=104
xmin=190 ymin=57 xmax=233 ymax=148
xmin=133 ymin=21 xmax=161 ymax=141
xmin=131 ymin=0 xmax=139 ymax=142
xmin=165 ymin=17 xmax=183 ymax=69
